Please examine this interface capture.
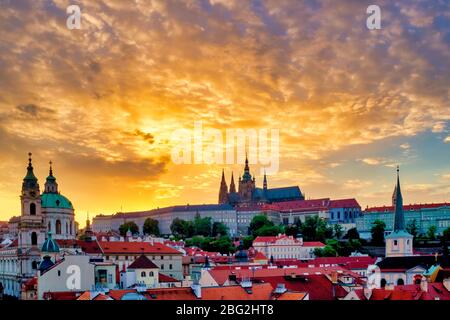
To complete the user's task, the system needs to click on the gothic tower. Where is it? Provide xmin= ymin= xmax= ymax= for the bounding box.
xmin=229 ymin=172 xmax=236 ymax=194
xmin=385 ymin=166 xmax=413 ymax=257
xmin=238 ymin=155 xmax=256 ymax=203
xmin=218 ymin=169 xmax=228 ymax=204
xmin=19 ymin=153 xmax=46 ymax=248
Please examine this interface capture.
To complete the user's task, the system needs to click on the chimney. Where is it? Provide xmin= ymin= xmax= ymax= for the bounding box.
xmin=420 ymin=277 xmax=428 ymax=293
xmin=443 ymin=278 xmax=450 ymax=292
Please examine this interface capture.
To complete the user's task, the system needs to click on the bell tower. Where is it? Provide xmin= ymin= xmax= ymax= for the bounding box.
xmin=218 ymin=169 xmax=229 ymax=204
xmin=19 ymin=153 xmax=45 ymax=248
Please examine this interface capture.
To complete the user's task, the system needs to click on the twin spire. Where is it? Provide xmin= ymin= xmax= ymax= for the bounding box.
xmin=23 ymin=153 xmax=59 ymax=193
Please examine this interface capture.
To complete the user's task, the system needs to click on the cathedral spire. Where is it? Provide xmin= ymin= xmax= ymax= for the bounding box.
xmin=242 ymin=153 xmax=252 ymax=182
xmin=229 ymin=172 xmax=236 ymax=193
xmin=263 ymin=170 xmax=267 ymax=190
xmin=218 ymin=169 xmax=228 ymax=204
xmin=393 ymin=165 xmax=405 ymax=232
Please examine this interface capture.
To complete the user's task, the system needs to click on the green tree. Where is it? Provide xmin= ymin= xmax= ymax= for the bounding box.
xmin=143 ymin=218 xmax=160 ymax=236
xmin=406 ymin=219 xmax=419 ymax=238
xmin=249 ymin=215 xmax=274 ymax=236
xmin=371 ymin=220 xmax=386 ymax=246
xmin=170 ymin=218 xmax=194 ymax=238
xmin=333 ymin=224 xmax=344 ymax=239
xmin=208 ymin=236 xmax=236 ymax=254
xmin=242 ymin=235 xmax=254 ymax=249
xmin=119 ymin=221 xmax=139 ymax=236
xmin=212 ymin=222 xmax=228 ymax=237
xmin=254 ymin=225 xmax=284 ymax=237
xmin=285 ymin=224 xmax=299 ymax=237
xmin=193 ymin=213 xmax=212 ymax=236
xmin=344 ymin=227 xmax=360 ymax=240
xmin=427 ymin=225 xmax=437 ymax=240
xmin=300 ymin=215 xmax=332 ymax=241
xmin=314 ymin=245 xmax=337 ymax=257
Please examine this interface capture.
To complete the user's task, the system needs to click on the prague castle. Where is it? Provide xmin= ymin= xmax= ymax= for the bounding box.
xmin=218 ymin=156 xmax=305 ymax=206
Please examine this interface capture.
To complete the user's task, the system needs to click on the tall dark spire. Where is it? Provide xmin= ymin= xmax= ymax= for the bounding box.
xmin=218 ymin=169 xmax=228 ymax=204
xmin=229 ymin=172 xmax=236 ymax=193
xmin=242 ymin=154 xmax=252 ymax=182
xmin=393 ymin=166 xmax=405 ymax=232
xmin=263 ymin=170 xmax=267 ymax=190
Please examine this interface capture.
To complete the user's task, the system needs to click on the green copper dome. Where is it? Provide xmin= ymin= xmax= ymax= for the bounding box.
xmin=41 ymin=231 xmax=60 ymax=253
xmin=41 ymin=193 xmax=73 ymax=209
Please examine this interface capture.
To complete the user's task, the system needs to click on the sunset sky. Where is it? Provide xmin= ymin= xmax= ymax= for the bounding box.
xmin=0 ymin=0 xmax=449 ymax=227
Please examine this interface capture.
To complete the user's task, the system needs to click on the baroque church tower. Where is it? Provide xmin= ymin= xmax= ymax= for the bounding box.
xmin=385 ymin=166 xmax=413 ymax=257
xmin=19 ymin=153 xmax=46 ymax=248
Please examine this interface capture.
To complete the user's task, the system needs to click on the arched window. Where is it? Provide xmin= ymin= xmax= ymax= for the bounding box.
xmin=149 ymin=271 xmax=154 ymax=277
xmin=397 ymin=278 xmax=404 ymax=285
xmin=56 ymin=220 xmax=61 ymax=235
xmin=380 ymin=279 xmax=387 ymax=288
xmin=414 ymin=278 xmax=421 ymax=285
xmin=70 ymin=221 xmax=73 ymax=235
xmin=30 ymin=203 xmax=36 ymax=216
xmin=31 ymin=232 xmax=37 ymax=246
xmin=48 ymin=221 xmax=51 ymax=232
xmin=141 ymin=271 xmax=146 ymax=277
xmin=66 ymin=222 xmax=68 ymax=234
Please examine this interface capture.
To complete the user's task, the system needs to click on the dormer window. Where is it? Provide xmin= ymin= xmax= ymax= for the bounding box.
xmin=56 ymin=200 xmax=60 ymax=206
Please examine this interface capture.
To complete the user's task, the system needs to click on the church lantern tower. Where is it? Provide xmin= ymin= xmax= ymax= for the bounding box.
xmin=385 ymin=166 xmax=413 ymax=257
xmin=218 ymin=169 xmax=229 ymax=204
xmin=19 ymin=153 xmax=46 ymax=248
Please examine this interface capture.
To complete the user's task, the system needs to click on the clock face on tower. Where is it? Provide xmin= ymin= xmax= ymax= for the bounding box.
xmin=30 ymin=191 xmax=36 ymax=197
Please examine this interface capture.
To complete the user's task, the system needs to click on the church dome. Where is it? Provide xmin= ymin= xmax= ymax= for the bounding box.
xmin=41 ymin=231 xmax=60 ymax=253
xmin=41 ymin=193 xmax=73 ymax=209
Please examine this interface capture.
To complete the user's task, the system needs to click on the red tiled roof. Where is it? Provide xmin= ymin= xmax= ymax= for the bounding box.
xmin=98 ymin=241 xmax=181 ymax=255
xmin=128 ymin=255 xmax=159 ymax=269
xmin=202 ymin=283 xmax=274 ymax=300
xmin=159 ymin=273 xmax=180 ymax=283
xmin=208 ymin=266 xmax=352 ymax=286
xmin=302 ymin=241 xmax=325 ymax=247
xmin=145 ymin=288 xmax=196 ymax=300
xmin=254 ymin=251 xmax=268 ymax=260
xmin=254 ymin=275 xmax=348 ymax=300
xmin=108 ymin=289 xmax=137 ymax=300
xmin=355 ymin=283 xmax=450 ymax=300
xmin=274 ymin=292 xmax=308 ymax=300
xmin=254 ymin=234 xmax=302 ymax=244
xmin=329 ymin=198 xmax=360 ymax=208
xmin=365 ymin=202 xmax=450 ymax=213
xmin=56 ymin=239 xmax=103 ymax=254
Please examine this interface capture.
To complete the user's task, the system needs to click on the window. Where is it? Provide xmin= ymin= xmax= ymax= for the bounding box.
xmin=380 ymin=279 xmax=387 ymax=288
xmin=66 ymin=222 xmax=68 ymax=234
xmin=70 ymin=221 xmax=72 ymax=235
xmin=30 ymin=203 xmax=36 ymax=216
xmin=31 ymin=261 xmax=38 ymax=270
xmin=149 ymin=271 xmax=154 ymax=277
xmin=394 ymin=240 xmax=398 ymax=246
xmin=397 ymin=278 xmax=404 ymax=285
xmin=48 ymin=221 xmax=51 ymax=232
xmin=58 ymin=270 xmax=61 ymax=276
xmin=31 ymin=232 xmax=37 ymax=246
xmin=141 ymin=271 xmax=146 ymax=277
xmin=169 ymin=264 xmax=172 ymax=270
xmin=56 ymin=220 xmax=61 ymax=235
xmin=161 ymin=264 xmax=164 ymax=270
